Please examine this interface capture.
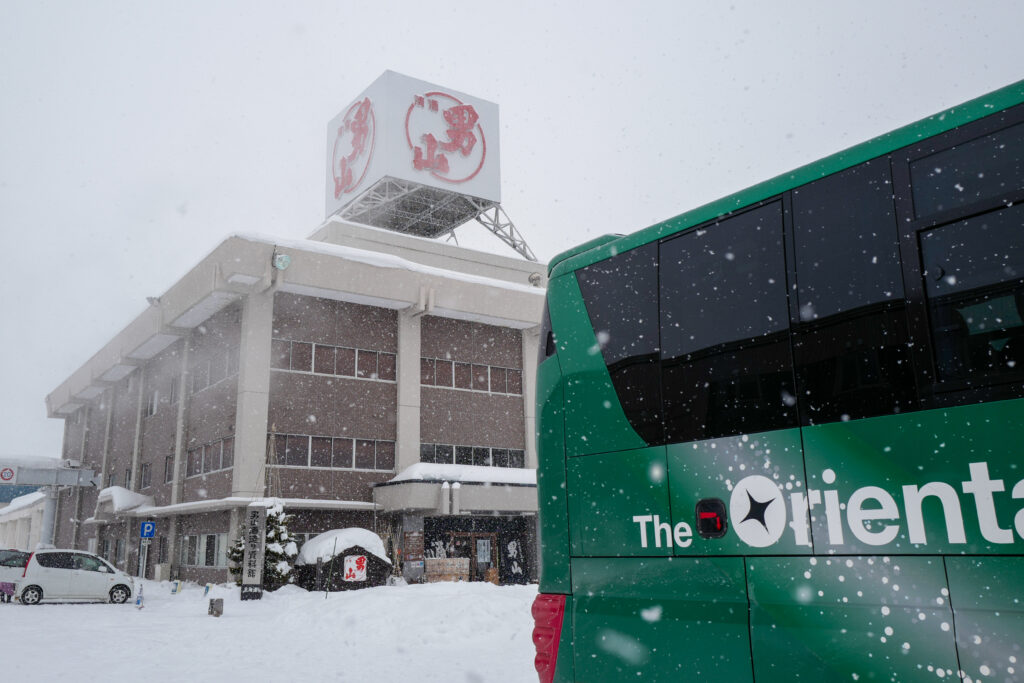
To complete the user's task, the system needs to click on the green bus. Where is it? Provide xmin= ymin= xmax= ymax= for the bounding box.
xmin=531 ymin=80 xmax=1024 ymax=682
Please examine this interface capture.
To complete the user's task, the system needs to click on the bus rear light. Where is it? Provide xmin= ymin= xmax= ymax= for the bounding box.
xmin=532 ymin=593 xmax=566 ymax=683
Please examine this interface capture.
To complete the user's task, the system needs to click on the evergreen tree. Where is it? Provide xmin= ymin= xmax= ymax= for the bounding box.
xmin=228 ymin=501 xmax=299 ymax=590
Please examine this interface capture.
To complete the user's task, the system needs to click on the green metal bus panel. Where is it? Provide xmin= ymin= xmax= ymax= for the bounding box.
xmin=803 ymin=397 xmax=1024 ymax=555
xmin=666 ymin=427 xmax=812 ymax=556
xmin=945 ymin=557 xmax=1024 ymax=681
xmin=548 ymin=79 xmax=1024 ymax=281
xmin=536 ymin=352 xmax=572 ymax=593
xmin=566 ymin=446 xmax=671 ymax=558
xmin=546 ymin=273 xmax=647 ymax=458
xmin=571 ymin=557 xmax=752 ymax=681
xmin=747 ymin=556 xmax=959 ymax=681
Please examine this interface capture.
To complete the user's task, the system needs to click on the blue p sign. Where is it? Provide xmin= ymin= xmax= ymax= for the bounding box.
xmin=140 ymin=521 xmax=156 ymax=538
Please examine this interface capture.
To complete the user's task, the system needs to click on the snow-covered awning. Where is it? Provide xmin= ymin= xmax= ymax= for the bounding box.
xmin=125 ymin=496 xmax=380 ymax=518
xmin=96 ymin=486 xmax=154 ymax=513
xmin=387 ymin=463 xmax=536 ymax=486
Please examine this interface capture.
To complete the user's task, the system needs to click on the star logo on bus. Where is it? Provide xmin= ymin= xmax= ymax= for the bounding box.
xmin=730 ymin=475 xmax=787 ymax=548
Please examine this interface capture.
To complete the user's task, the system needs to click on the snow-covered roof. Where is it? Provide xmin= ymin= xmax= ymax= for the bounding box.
xmin=235 ymin=232 xmax=545 ymax=296
xmin=0 ymin=491 xmax=46 ymax=519
xmin=97 ymin=486 xmax=154 ymax=512
xmin=129 ymin=497 xmax=380 ymax=518
xmin=295 ymin=528 xmax=391 ymax=566
xmin=388 ymin=463 xmax=536 ymax=486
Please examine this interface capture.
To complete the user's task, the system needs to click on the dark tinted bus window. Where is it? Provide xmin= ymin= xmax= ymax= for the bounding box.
xmin=792 ymin=160 xmax=917 ymax=424
xmin=921 ymin=202 xmax=1024 ymax=385
xmin=659 ymin=202 xmax=795 ymax=442
xmin=576 ymin=242 xmax=663 ymax=444
xmin=911 ymin=120 xmax=1024 ymax=220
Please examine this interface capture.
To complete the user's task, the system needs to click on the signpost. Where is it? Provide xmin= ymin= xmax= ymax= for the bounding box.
xmin=241 ymin=504 xmax=267 ymax=600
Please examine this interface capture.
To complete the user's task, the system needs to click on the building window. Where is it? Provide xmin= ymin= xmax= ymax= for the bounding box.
xmin=140 ymin=462 xmax=151 ymax=489
xmin=108 ymin=472 xmax=117 ymax=488
xmin=191 ymin=349 xmax=240 ymax=396
xmin=168 ymin=376 xmax=179 ymax=405
xmin=268 ymin=433 xmax=395 ymax=471
xmin=144 ymin=388 xmax=159 ymax=417
xmin=124 ymin=468 xmax=132 ymax=490
xmin=115 ymin=539 xmax=125 ymax=565
xmin=421 ymin=357 xmax=522 ymax=395
xmin=164 ymin=453 xmax=174 ymax=483
xmin=158 ymin=536 xmax=168 ymax=564
xmin=420 ymin=443 xmax=525 ymax=468
xmin=185 ymin=437 xmax=234 ymax=478
xmin=179 ymin=533 xmax=227 ymax=567
xmin=271 ymin=339 xmax=396 ymax=382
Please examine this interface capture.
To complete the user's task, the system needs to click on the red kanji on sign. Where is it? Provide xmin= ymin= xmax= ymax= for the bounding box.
xmin=343 ymin=555 xmax=368 ymax=582
xmin=332 ymin=97 xmax=375 ymax=198
xmin=408 ymin=92 xmax=484 ymax=182
xmin=439 ymin=105 xmax=478 ymax=155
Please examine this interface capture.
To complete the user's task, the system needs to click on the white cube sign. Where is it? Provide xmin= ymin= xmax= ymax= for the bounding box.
xmin=343 ymin=555 xmax=367 ymax=582
xmin=326 ymin=70 xmax=500 ymax=218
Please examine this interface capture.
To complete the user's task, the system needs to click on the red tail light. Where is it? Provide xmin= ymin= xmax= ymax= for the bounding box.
xmin=532 ymin=593 xmax=567 ymax=683
xmin=23 ymin=552 xmax=34 ymax=577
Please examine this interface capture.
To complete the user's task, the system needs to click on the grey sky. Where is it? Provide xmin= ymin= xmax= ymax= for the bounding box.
xmin=1 ymin=0 xmax=1021 ymax=458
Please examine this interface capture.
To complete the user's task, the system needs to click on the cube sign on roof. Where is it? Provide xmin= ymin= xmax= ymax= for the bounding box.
xmin=325 ymin=71 xmax=500 ymax=218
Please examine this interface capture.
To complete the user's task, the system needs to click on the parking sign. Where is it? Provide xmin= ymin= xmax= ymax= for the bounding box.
xmin=140 ymin=521 xmax=156 ymax=538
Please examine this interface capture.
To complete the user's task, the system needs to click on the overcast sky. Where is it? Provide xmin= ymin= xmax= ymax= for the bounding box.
xmin=1 ymin=1 xmax=1021 ymax=459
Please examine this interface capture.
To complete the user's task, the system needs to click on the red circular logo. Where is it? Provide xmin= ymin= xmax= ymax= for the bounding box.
xmin=0 ymin=467 xmax=14 ymax=482
xmin=332 ymin=97 xmax=375 ymax=198
xmin=405 ymin=91 xmax=486 ymax=184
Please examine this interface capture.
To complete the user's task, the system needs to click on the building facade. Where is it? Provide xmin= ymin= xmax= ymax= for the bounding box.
xmin=45 ymin=220 xmax=545 ymax=585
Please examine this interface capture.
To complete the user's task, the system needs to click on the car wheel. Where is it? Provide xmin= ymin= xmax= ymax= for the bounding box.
xmin=109 ymin=584 xmax=131 ymax=604
xmin=21 ymin=585 xmax=43 ymax=605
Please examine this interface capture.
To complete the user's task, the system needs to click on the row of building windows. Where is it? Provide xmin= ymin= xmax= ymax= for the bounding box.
xmin=142 ymin=349 xmax=240 ymax=419
xmin=268 ymin=433 xmax=396 ymax=471
xmin=272 ymin=339 xmax=397 ymax=381
xmin=185 ymin=437 xmax=235 ymax=478
xmin=419 ymin=443 xmax=526 ymax=468
xmin=420 ymin=358 xmax=522 ymax=395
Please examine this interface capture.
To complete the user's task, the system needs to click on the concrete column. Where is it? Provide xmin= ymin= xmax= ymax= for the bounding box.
xmin=521 ymin=326 xmax=541 ymax=469
xmin=395 ymin=311 xmax=422 ymax=474
xmin=99 ymin=388 xmax=114 ymax=489
xmin=129 ymin=368 xmax=146 ymax=491
xmin=171 ymin=338 xmax=192 ymax=506
xmin=231 ymin=289 xmax=274 ymax=498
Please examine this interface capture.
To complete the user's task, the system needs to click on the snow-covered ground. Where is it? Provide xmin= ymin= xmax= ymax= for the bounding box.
xmin=0 ymin=580 xmax=539 ymax=682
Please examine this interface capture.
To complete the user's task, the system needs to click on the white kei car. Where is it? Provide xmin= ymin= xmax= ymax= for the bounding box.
xmin=14 ymin=549 xmax=134 ymax=605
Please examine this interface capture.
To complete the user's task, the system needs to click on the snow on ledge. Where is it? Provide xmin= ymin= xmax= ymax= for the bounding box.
xmin=295 ymin=528 xmax=391 ymax=566
xmin=0 ymin=491 xmax=46 ymax=519
xmin=388 ymin=463 xmax=536 ymax=486
xmin=97 ymin=486 xmax=154 ymax=512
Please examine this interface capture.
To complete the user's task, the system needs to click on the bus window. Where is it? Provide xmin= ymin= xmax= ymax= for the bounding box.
xmin=659 ymin=202 xmax=795 ymax=443
xmin=910 ymin=119 xmax=1024 ymax=220
xmin=576 ymin=242 xmax=663 ymax=444
xmin=921 ymin=202 xmax=1024 ymax=386
xmin=791 ymin=158 xmax=917 ymax=424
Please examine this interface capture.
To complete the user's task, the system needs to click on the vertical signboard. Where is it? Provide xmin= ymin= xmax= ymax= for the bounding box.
xmin=343 ymin=555 xmax=368 ymax=582
xmin=241 ymin=504 xmax=266 ymax=600
xmin=325 ymin=70 xmax=501 ymax=219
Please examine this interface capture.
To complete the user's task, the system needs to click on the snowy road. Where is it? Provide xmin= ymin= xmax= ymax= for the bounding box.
xmin=0 ymin=580 xmax=539 ymax=682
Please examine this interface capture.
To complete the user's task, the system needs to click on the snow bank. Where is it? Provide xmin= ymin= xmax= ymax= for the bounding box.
xmin=390 ymin=462 xmax=537 ymax=486
xmin=295 ymin=528 xmax=391 ymax=566
xmin=0 ymin=579 xmax=538 ymax=682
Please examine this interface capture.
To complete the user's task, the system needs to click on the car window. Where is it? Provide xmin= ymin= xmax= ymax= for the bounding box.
xmin=35 ymin=552 xmax=75 ymax=569
xmin=74 ymin=553 xmax=107 ymax=572
xmin=0 ymin=550 xmax=30 ymax=567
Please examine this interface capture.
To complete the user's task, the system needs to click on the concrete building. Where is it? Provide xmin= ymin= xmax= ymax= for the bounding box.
xmin=0 ymin=492 xmax=46 ymax=550
xmin=45 ymin=219 xmax=545 ymax=584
